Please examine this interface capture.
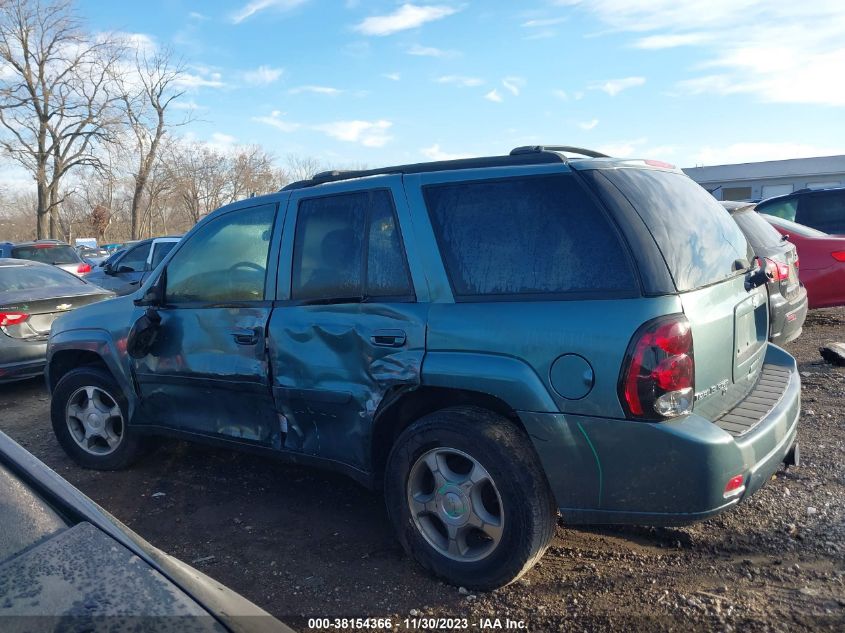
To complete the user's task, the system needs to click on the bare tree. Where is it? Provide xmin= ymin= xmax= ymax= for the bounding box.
xmin=284 ymin=154 xmax=323 ymax=183
xmin=117 ymin=45 xmax=187 ymax=240
xmin=0 ymin=0 xmax=122 ymax=239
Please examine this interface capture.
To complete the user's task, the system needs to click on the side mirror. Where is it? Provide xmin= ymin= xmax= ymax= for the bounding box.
xmin=134 ymin=271 xmax=166 ymax=307
xmin=126 ymin=307 xmax=162 ymax=358
xmin=116 ymin=265 xmax=134 ymax=274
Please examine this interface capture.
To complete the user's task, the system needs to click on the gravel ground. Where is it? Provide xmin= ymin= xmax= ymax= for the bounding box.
xmin=0 ymin=308 xmax=843 ymax=632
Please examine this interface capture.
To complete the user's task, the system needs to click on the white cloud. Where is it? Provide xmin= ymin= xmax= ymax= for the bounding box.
xmin=484 ymin=89 xmax=502 ymax=103
xmin=562 ymin=0 xmax=845 ymax=107
xmin=522 ymin=17 xmax=568 ymax=28
xmin=253 ymin=111 xmax=301 ymax=133
xmin=502 ymin=76 xmax=525 ymax=96
xmin=597 ymin=137 xmax=648 ymax=158
xmin=288 ymin=85 xmax=343 ymax=95
xmin=552 ymin=89 xmax=568 ymax=100
xmin=382 ymin=72 xmax=401 ymax=81
xmin=634 ymin=33 xmax=709 ymax=49
xmin=188 ymin=11 xmax=209 ymax=21
xmin=579 ymin=118 xmax=599 ymax=131
xmin=437 ymin=75 xmax=484 ymax=87
xmin=354 ymin=4 xmax=459 ymax=36
xmin=243 ymin=65 xmax=284 ymax=85
xmin=171 ymin=100 xmax=204 ymax=111
xmin=407 ymin=44 xmax=458 ymax=58
xmin=589 ymin=76 xmax=645 ymax=96
xmin=175 ymin=69 xmax=226 ymax=90
xmin=421 ymin=144 xmax=474 ymax=161
xmin=314 ymin=120 xmax=393 ymax=147
xmin=231 ymin=0 xmax=310 ymax=24
xmin=692 ymin=142 xmax=844 ymax=166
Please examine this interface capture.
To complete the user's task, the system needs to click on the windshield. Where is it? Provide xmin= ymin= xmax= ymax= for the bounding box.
xmin=602 ymin=168 xmax=753 ymax=292
xmin=12 ymin=244 xmax=81 ymax=265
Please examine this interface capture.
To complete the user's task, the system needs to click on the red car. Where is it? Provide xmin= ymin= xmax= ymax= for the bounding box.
xmin=765 ymin=215 xmax=845 ymax=309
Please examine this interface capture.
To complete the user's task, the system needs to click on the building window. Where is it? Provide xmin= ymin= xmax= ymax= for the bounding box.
xmin=722 ymin=186 xmax=753 ymax=201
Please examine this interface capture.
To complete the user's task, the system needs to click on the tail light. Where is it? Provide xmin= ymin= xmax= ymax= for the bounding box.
xmin=77 ymin=262 xmax=92 ymax=273
xmin=0 ymin=312 xmax=29 ymax=327
xmin=832 ymin=251 xmax=845 ymax=262
xmin=764 ymin=257 xmax=789 ymax=282
xmin=620 ymin=314 xmax=694 ymax=420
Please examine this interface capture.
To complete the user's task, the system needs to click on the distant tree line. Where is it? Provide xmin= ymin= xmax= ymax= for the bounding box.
xmin=0 ymin=0 xmax=327 ymax=243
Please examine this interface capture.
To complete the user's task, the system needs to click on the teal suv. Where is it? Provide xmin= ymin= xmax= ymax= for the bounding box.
xmin=46 ymin=146 xmax=800 ymax=589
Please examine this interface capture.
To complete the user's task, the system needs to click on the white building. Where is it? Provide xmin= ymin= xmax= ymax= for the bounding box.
xmin=683 ymin=155 xmax=845 ymax=202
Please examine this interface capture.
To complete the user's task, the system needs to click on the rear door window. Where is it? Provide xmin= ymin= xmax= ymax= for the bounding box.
xmin=602 ymin=169 xmax=752 ymax=292
xmin=732 ymin=210 xmax=785 ymax=250
xmin=756 ymin=198 xmax=798 ymax=221
xmin=291 ymin=190 xmax=413 ymax=301
xmin=150 ymin=241 xmax=177 ymax=269
xmin=797 ymin=192 xmax=845 ymax=233
xmin=423 ymin=174 xmax=637 ymax=299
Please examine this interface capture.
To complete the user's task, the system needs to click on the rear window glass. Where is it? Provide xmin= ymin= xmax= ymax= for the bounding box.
xmin=603 ymin=169 xmax=752 ymax=292
xmin=756 ymin=198 xmax=798 ymax=221
xmin=766 ymin=216 xmax=827 ymax=238
xmin=12 ymin=244 xmax=80 ymax=265
xmin=423 ymin=174 xmax=637 ymax=298
xmin=0 ymin=265 xmax=83 ymax=292
xmin=732 ymin=210 xmax=785 ymax=249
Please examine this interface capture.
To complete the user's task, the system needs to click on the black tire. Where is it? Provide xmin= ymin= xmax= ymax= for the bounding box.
xmin=384 ymin=406 xmax=557 ymax=590
xmin=51 ymin=366 xmax=147 ymax=470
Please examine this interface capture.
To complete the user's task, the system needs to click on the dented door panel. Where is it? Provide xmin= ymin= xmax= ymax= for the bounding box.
xmin=133 ymin=305 xmax=279 ymax=445
xmin=268 ymin=302 xmax=427 ymax=469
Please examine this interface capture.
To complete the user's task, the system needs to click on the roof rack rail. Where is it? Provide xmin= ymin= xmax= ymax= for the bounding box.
xmin=510 ymin=145 xmax=609 ymax=158
xmin=280 ymin=151 xmax=567 ymax=191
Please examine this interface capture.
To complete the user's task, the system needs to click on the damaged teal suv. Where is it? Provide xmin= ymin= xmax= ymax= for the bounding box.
xmin=47 ymin=146 xmax=801 ymax=590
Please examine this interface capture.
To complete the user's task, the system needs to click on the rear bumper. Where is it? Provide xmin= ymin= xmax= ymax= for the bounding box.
xmin=522 ymin=343 xmax=800 ymax=526
xmin=0 ymin=337 xmax=47 ymax=383
xmin=769 ymin=286 xmax=808 ymax=344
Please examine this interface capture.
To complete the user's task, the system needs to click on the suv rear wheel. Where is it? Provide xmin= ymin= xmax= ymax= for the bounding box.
xmin=51 ymin=366 xmax=147 ymax=470
xmin=385 ymin=407 xmax=557 ymax=589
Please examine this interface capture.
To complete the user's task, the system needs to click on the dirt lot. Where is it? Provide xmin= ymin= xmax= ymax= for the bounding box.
xmin=1 ymin=309 xmax=844 ymax=632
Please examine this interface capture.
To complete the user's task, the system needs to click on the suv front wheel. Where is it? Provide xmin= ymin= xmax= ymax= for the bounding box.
xmin=51 ymin=366 xmax=147 ymax=470
xmin=385 ymin=407 xmax=557 ymax=589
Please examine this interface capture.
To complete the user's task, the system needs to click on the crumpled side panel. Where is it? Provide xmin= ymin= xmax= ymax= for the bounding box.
xmin=269 ymin=303 xmax=427 ymax=470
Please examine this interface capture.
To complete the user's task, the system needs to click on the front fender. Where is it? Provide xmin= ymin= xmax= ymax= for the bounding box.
xmin=47 ymin=329 xmax=139 ymax=420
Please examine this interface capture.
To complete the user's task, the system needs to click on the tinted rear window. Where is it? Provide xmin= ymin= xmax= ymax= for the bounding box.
xmin=732 ymin=210 xmax=785 ymax=249
xmin=12 ymin=245 xmax=80 ymax=265
xmin=0 ymin=265 xmax=84 ymax=292
xmin=797 ymin=192 xmax=845 ymax=234
xmin=423 ymin=174 xmax=637 ymax=298
xmin=602 ymin=169 xmax=752 ymax=292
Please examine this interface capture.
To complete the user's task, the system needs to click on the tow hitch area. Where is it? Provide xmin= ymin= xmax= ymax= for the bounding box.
xmin=784 ymin=442 xmax=800 ymax=467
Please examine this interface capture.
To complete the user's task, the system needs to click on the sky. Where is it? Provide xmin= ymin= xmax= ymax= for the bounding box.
xmin=14 ymin=0 xmax=845 ymax=182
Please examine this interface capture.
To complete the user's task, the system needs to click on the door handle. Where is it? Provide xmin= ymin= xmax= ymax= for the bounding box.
xmin=232 ymin=328 xmax=260 ymax=345
xmin=370 ymin=329 xmax=406 ymax=347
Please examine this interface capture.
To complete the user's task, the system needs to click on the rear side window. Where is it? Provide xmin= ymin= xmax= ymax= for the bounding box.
xmin=797 ymin=192 xmax=845 ymax=233
xmin=0 ymin=265 xmax=84 ymax=292
xmin=732 ymin=210 xmax=784 ymax=250
xmin=12 ymin=244 xmax=80 ymax=265
xmin=291 ymin=190 xmax=413 ymax=301
xmin=423 ymin=174 xmax=637 ymax=298
xmin=602 ymin=169 xmax=752 ymax=292
xmin=757 ymin=198 xmax=798 ymax=221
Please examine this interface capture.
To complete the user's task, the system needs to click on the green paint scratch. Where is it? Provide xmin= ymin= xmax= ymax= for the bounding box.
xmin=576 ymin=421 xmax=603 ymax=507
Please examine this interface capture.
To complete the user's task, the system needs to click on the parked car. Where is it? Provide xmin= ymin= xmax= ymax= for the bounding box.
xmin=0 ymin=429 xmax=291 ymax=632
xmin=83 ymin=236 xmax=180 ymax=294
xmin=763 ymin=215 xmax=845 ymax=309
xmin=0 ymin=259 xmax=113 ymax=383
xmin=75 ymin=244 xmax=110 ymax=266
xmin=0 ymin=240 xmax=92 ymax=275
xmin=756 ymin=186 xmax=845 ymax=235
xmin=720 ymin=201 xmax=807 ymax=344
xmin=47 ymin=146 xmax=801 ymax=590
